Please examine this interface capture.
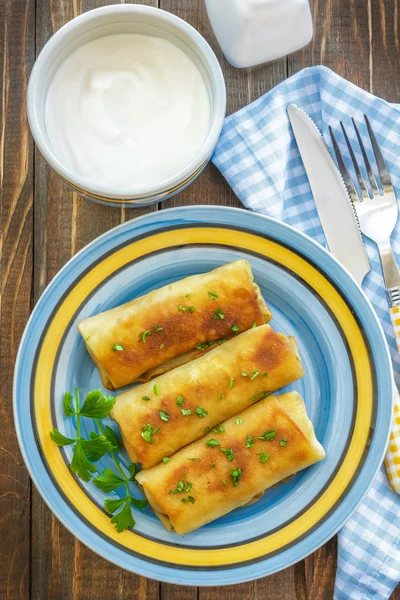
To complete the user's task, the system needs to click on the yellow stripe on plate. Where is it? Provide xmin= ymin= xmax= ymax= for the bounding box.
xmin=34 ymin=228 xmax=373 ymax=567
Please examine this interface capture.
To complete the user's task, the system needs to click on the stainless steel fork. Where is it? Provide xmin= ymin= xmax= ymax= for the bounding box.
xmin=330 ymin=116 xmax=400 ymax=351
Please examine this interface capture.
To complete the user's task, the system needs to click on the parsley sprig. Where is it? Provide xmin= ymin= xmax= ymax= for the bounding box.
xmin=50 ymin=389 xmax=148 ymax=533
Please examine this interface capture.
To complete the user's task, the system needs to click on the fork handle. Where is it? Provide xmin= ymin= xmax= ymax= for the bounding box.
xmin=379 ymin=243 xmax=400 ymax=290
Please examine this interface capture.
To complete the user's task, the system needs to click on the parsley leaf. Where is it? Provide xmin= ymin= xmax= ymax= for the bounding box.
xmin=80 ymin=390 xmax=116 ymax=419
xmin=141 ymin=424 xmax=159 ymax=444
xmin=241 ymin=372 xmax=248 ymax=377
xmin=213 ymin=308 xmax=225 ymax=320
xmin=210 ymin=462 xmax=216 ymax=468
xmin=178 ymin=304 xmax=195 ymax=313
xmin=280 ymin=438 xmax=287 ymax=447
xmin=245 ymin=434 xmax=254 ymax=448
xmin=104 ymin=497 xmax=125 ymax=514
xmin=213 ymin=425 xmax=225 ymax=433
xmin=235 ymin=418 xmax=244 ymax=425
xmin=103 ymin=425 xmax=121 ymax=451
xmin=208 ymin=291 xmax=218 ymax=299
xmin=112 ymin=343 xmax=125 ymax=351
xmin=70 ymin=442 xmax=97 ymax=482
xmin=218 ymin=393 xmax=224 ymax=400
xmin=251 ymin=392 xmax=271 ymax=403
xmin=263 ymin=372 xmax=268 ymax=377
xmin=50 ymin=428 xmax=75 ymax=446
xmin=177 ymin=396 xmax=184 ymax=406
xmin=206 ymin=439 xmax=220 ymax=447
xmin=169 ymin=480 xmax=193 ymax=494
xmin=220 ymin=447 xmax=235 ymax=461
xmin=93 ymin=468 xmax=125 ymax=492
xmin=81 ymin=432 xmax=114 ymax=461
xmin=159 ymin=344 xmax=164 ymax=349
xmin=257 ymin=452 xmax=270 ymax=464
xmin=181 ymin=408 xmax=192 ymax=416
xmin=196 ymin=341 xmax=214 ymax=350
xmin=258 ymin=429 xmax=276 ymax=441
xmin=252 ymin=321 xmax=257 ymax=328
xmin=153 ymin=384 xmax=159 ymax=396
xmin=187 ymin=457 xmax=200 ymax=461
xmin=85 ymin=334 xmax=91 ymax=341
xmin=163 ymin=457 xmax=170 ymax=463
xmin=142 ymin=396 xmax=150 ymax=401
xmin=159 ymin=410 xmax=171 ymax=422
xmin=195 ymin=407 xmax=208 ymax=418
xmin=230 ymin=467 xmax=242 ymax=487
xmin=63 ymin=392 xmax=75 ymax=417
xmin=110 ymin=498 xmax=135 ymax=533
xmin=231 ymin=324 xmax=239 ymax=332
xmin=140 ymin=330 xmax=152 ymax=343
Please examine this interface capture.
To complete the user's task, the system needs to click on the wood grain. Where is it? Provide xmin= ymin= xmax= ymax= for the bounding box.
xmin=0 ymin=1 xmax=35 ymax=599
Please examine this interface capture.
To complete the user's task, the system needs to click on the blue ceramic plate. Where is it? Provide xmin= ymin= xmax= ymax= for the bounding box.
xmin=14 ymin=206 xmax=393 ymax=585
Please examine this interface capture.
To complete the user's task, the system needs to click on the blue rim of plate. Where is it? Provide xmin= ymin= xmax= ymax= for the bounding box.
xmin=13 ymin=206 xmax=393 ymax=585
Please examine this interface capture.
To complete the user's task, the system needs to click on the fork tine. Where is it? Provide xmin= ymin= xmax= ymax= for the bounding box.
xmin=364 ymin=114 xmax=394 ymax=190
xmin=340 ymin=122 xmax=370 ymax=200
xmin=351 ymin=118 xmax=379 ymax=194
xmin=329 ymin=126 xmax=360 ymax=204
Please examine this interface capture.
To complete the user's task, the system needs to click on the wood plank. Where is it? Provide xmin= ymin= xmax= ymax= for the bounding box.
xmin=32 ymin=1 xmax=160 ymax=599
xmin=0 ymin=1 xmax=35 ymax=599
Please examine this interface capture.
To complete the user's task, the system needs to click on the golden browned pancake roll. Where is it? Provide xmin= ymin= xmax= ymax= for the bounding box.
xmin=135 ymin=392 xmax=325 ymax=535
xmin=111 ymin=324 xmax=304 ymax=468
xmin=78 ymin=260 xmax=271 ymax=389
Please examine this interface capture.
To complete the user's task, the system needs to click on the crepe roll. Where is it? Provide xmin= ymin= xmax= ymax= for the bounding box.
xmin=135 ymin=392 xmax=325 ymax=535
xmin=111 ymin=324 xmax=304 ymax=468
xmin=78 ymin=260 xmax=271 ymax=389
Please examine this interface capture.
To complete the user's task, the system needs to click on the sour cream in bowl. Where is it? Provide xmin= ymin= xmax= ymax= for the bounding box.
xmin=27 ymin=5 xmax=226 ymax=206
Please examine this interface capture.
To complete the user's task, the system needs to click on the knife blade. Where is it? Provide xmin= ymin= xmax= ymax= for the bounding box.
xmin=287 ymin=104 xmax=370 ymax=285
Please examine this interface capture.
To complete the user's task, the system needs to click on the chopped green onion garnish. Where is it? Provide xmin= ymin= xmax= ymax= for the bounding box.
xmin=218 ymin=393 xmax=224 ymax=400
xmin=163 ymin=457 xmax=170 ymax=464
xmin=208 ymin=291 xmax=218 ymax=299
xmin=159 ymin=343 xmax=164 ymax=349
xmin=153 ymin=384 xmax=159 ymax=396
xmin=154 ymin=324 xmax=163 ymax=332
xmin=85 ymin=334 xmax=91 ymax=341
xmin=229 ymin=377 xmax=234 ymax=388
xmin=251 ymin=392 xmax=271 ymax=403
xmin=222 ymin=480 xmax=227 ymax=486
xmin=140 ymin=330 xmax=152 ymax=343
xmin=210 ymin=462 xmax=216 ymax=468
xmin=187 ymin=457 xmax=200 ymax=462
xmin=141 ymin=396 xmax=150 ymax=401
xmin=280 ymin=438 xmax=287 ymax=447
xmin=177 ymin=396 xmax=184 ymax=406
xmin=263 ymin=372 xmax=268 ymax=377
xmin=235 ymin=418 xmax=244 ymax=425
xmin=241 ymin=372 xmax=248 ymax=377
xmin=252 ymin=322 xmax=257 ymax=328
xmin=250 ymin=371 xmax=260 ymax=380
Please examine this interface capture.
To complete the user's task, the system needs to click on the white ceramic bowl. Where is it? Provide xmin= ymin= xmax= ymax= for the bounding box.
xmin=27 ymin=4 xmax=226 ymax=207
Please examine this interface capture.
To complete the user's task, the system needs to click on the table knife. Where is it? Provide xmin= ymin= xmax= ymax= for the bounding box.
xmin=287 ymin=104 xmax=370 ymax=285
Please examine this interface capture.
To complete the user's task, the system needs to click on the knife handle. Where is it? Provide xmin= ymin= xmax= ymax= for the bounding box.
xmin=389 ymin=306 xmax=400 ymax=353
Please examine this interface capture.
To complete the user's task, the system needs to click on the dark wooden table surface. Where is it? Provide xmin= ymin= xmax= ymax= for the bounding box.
xmin=2 ymin=0 xmax=400 ymax=598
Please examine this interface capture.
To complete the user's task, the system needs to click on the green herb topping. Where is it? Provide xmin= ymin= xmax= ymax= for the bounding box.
xmin=263 ymin=372 xmax=268 ymax=377
xmin=219 ymin=393 xmax=224 ymax=400
xmin=169 ymin=480 xmax=193 ymax=494
xmin=196 ymin=341 xmax=214 ymax=350
xmin=229 ymin=377 xmax=235 ymax=389
xmin=245 ymin=434 xmax=254 ymax=448
xmin=235 ymin=418 xmax=244 ymax=425
xmin=185 ymin=294 xmax=191 ymax=298
xmin=210 ymin=462 xmax=216 ymax=468
xmin=231 ymin=324 xmax=239 ymax=332
xmin=252 ymin=322 xmax=257 ymax=328
xmin=154 ymin=324 xmax=163 ymax=332
xmin=141 ymin=424 xmax=159 ymax=444
xmin=280 ymin=438 xmax=287 ymax=447
xmin=208 ymin=291 xmax=218 ymax=299
xmin=257 ymin=452 xmax=270 ymax=464
xmin=182 ymin=495 xmax=196 ymax=504
xmin=177 ymin=396 xmax=184 ymax=406
xmin=187 ymin=457 xmax=200 ymax=462
xmin=112 ymin=343 xmax=125 ymax=352
xmin=230 ymin=467 xmax=242 ymax=487
xmin=195 ymin=407 xmax=208 ymax=418
xmin=159 ymin=410 xmax=171 ymax=422
xmin=159 ymin=344 xmax=164 ymax=349
xmin=153 ymin=384 xmax=159 ymax=396
xmin=220 ymin=447 xmax=235 ymax=461
xmin=258 ymin=429 xmax=276 ymax=441
xmin=140 ymin=330 xmax=152 ymax=343
xmin=205 ymin=439 xmax=220 ymax=447
xmin=141 ymin=396 xmax=150 ymax=401
xmin=251 ymin=392 xmax=271 ymax=403
xmin=85 ymin=334 xmax=91 ymax=341
xmin=250 ymin=371 xmax=260 ymax=380
xmin=213 ymin=424 xmax=225 ymax=433
xmin=178 ymin=304 xmax=195 ymax=313
xmin=222 ymin=480 xmax=227 ymax=486
xmin=241 ymin=372 xmax=248 ymax=377
xmin=181 ymin=409 xmax=192 ymax=416
xmin=163 ymin=457 xmax=170 ymax=464
xmin=213 ymin=308 xmax=225 ymax=320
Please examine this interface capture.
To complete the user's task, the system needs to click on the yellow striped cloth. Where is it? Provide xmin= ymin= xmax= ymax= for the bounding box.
xmin=384 ymin=386 xmax=400 ymax=493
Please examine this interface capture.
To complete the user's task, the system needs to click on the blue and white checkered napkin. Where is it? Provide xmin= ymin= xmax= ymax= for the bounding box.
xmin=212 ymin=66 xmax=400 ymax=600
